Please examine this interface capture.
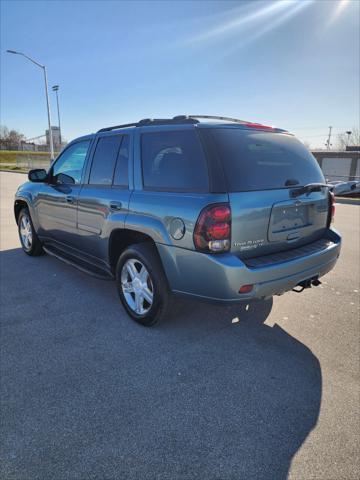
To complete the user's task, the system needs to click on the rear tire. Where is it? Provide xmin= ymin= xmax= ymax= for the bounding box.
xmin=18 ymin=208 xmax=44 ymax=256
xmin=115 ymin=242 xmax=170 ymax=326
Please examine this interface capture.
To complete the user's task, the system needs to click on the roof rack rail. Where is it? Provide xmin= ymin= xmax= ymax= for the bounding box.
xmin=97 ymin=122 xmax=138 ymax=133
xmin=186 ymin=115 xmax=248 ymax=124
xmin=97 ymin=116 xmax=199 ymax=133
xmin=97 ymin=115 xmax=284 ymax=133
xmin=186 ymin=115 xmax=288 ymax=132
xmin=138 ymin=117 xmax=198 ymax=126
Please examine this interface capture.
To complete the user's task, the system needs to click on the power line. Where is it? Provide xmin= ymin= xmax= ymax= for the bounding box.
xmin=290 ymin=125 xmax=354 ymax=130
xmin=298 ymin=134 xmax=329 ymax=138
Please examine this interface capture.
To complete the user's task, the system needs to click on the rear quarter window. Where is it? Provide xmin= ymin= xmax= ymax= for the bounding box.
xmin=89 ymin=135 xmax=121 ymax=185
xmin=208 ymin=129 xmax=325 ymax=192
xmin=141 ymin=130 xmax=209 ymax=192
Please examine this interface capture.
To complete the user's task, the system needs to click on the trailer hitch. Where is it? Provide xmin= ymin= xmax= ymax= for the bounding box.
xmin=292 ymin=277 xmax=321 ymax=293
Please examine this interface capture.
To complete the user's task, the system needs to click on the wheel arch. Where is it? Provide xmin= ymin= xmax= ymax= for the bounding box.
xmin=108 ymin=228 xmax=160 ymax=274
xmin=14 ymin=198 xmax=30 ymax=224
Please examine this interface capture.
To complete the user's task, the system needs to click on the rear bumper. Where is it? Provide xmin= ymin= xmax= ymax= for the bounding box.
xmin=156 ymin=229 xmax=341 ymax=303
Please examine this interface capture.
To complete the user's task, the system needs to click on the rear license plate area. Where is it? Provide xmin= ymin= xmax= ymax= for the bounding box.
xmin=271 ymin=204 xmax=310 ymax=233
xmin=268 ymin=201 xmax=314 ymax=243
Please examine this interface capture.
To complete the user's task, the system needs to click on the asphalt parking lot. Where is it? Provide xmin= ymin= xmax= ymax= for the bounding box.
xmin=0 ymin=171 xmax=359 ymax=480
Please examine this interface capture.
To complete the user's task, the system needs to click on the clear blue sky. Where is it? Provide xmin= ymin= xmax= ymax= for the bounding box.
xmin=1 ymin=0 xmax=359 ymax=148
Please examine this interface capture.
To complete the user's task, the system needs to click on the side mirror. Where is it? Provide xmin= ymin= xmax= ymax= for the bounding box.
xmin=28 ymin=169 xmax=47 ymax=182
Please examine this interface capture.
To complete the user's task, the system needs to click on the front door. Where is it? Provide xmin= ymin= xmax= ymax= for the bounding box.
xmin=36 ymin=139 xmax=91 ymax=247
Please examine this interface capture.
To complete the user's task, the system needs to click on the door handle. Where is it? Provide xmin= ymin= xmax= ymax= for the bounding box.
xmin=66 ymin=195 xmax=76 ymax=204
xmin=109 ymin=201 xmax=122 ymax=211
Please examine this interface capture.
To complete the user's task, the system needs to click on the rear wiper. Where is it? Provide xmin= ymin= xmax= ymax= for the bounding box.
xmin=290 ymin=183 xmax=329 ymax=198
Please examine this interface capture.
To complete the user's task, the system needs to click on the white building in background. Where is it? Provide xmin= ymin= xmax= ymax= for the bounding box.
xmin=45 ymin=126 xmax=62 ymax=149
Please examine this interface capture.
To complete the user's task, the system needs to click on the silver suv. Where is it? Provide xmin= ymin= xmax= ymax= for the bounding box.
xmin=15 ymin=115 xmax=341 ymax=326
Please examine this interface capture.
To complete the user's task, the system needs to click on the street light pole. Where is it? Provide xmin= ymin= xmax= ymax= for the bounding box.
xmin=346 ymin=130 xmax=352 ymax=147
xmin=52 ymin=85 xmax=61 ymax=146
xmin=42 ymin=66 xmax=54 ymax=159
xmin=325 ymin=126 xmax=332 ymax=150
xmin=6 ymin=49 xmax=55 ymax=160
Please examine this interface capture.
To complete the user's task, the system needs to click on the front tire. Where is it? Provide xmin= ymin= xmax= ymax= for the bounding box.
xmin=18 ymin=208 xmax=44 ymax=256
xmin=115 ymin=243 xmax=170 ymax=326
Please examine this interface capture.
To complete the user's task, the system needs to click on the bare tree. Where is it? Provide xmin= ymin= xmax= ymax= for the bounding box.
xmin=336 ymin=126 xmax=360 ymax=150
xmin=0 ymin=125 xmax=9 ymax=144
xmin=0 ymin=125 xmax=25 ymax=149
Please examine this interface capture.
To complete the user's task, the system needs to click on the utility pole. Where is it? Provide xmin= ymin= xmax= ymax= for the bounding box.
xmin=52 ymin=85 xmax=62 ymax=146
xmin=325 ymin=126 xmax=332 ymax=150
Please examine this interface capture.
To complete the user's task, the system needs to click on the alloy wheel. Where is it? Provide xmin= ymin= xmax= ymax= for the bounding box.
xmin=19 ymin=214 xmax=33 ymax=250
xmin=121 ymin=259 xmax=154 ymax=315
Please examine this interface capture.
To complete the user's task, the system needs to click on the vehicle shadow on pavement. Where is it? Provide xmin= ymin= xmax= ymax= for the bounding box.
xmin=0 ymin=248 xmax=322 ymax=480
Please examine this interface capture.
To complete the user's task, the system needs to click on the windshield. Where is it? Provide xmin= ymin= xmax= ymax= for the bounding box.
xmin=207 ymin=128 xmax=325 ymax=192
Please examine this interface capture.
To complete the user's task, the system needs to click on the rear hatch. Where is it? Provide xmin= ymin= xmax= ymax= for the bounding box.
xmin=202 ymin=127 xmax=329 ymax=259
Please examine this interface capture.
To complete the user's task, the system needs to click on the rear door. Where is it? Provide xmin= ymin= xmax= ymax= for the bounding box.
xmin=204 ymin=128 xmax=329 ymax=258
xmin=76 ymin=133 xmax=132 ymax=260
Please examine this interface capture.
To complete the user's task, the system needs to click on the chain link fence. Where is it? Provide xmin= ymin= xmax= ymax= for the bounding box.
xmin=0 ymin=150 xmax=54 ymax=172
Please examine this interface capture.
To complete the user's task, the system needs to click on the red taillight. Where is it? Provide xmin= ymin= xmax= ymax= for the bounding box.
xmin=208 ymin=223 xmax=230 ymax=240
xmin=239 ymin=284 xmax=254 ymax=294
xmin=194 ymin=204 xmax=231 ymax=253
xmin=329 ymin=191 xmax=335 ymax=225
xmin=211 ymin=206 xmax=231 ymax=222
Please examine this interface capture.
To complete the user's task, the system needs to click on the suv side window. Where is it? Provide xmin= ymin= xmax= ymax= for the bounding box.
xmin=141 ymin=130 xmax=208 ymax=192
xmin=52 ymin=140 xmax=90 ymax=185
xmin=113 ymin=135 xmax=129 ymax=187
xmin=89 ymin=135 xmax=123 ymax=185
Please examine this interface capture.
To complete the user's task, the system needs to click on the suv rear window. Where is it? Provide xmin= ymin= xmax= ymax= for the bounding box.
xmin=141 ymin=130 xmax=208 ymax=192
xmin=207 ymin=128 xmax=325 ymax=192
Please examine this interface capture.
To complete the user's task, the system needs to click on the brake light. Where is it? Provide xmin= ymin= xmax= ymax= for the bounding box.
xmin=194 ymin=204 xmax=231 ymax=253
xmin=243 ymin=122 xmax=276 ymax=131
xmin=210 ymin=205 xmax=231 ymax=221
xmin=208 ymin=223 xmax=230 ymax=239
xmin=329 ymin=191 xmax=335 ymax=224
